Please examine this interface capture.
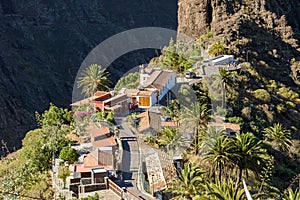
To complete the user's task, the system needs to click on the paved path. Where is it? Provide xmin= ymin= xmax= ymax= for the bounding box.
xmin=115 ymin=117 xmax=154 ymax=200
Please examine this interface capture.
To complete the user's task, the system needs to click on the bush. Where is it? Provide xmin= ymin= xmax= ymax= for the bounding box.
xmin=276 ymin=104 xmax=286 ymax=112
xmin=286 ymin=101 xmax=296 ymax=108
xmin=59 ymin=147 xmax=79 ymax=164
xmin=215 ymin=106 xmax=227 ymax=117
xmin=253 ymin=89 xmax=271 ymax=102
xmin=81 ymin=193 xmax=99 ymax=200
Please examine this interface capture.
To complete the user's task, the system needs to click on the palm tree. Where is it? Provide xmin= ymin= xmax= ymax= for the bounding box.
xmin=169 ymin=162 xmax=206 ymax=200
xmin=77 ymin=64 xmax=109 ymax=97
xmin=232 ymin=133 xmax=269 ymax=183
xmin=218 ymin=67 xmax=236 ymax=108
xmin=263 ymin=123 xmax=292 ymax=152
xmin=206 ymin=179 xmax=246 ymax=200
xmin=203 ymin=135 xmax=235 ymax=181
xmin=208 ymin=41 xmax=227 ymax=57
xmin=158 ymin=127 xmax=189 ymax=155
xmin=283 ymin=188 xmax=300 ymax=200
xmin=181 ymin=102 xmax=211 ymax=155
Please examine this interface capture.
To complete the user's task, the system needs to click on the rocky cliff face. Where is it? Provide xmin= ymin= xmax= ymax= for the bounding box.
xmin=0 ymin=0 xmax=177 ymax=153
xmin=178 ymin=0 xmax=300 ymax=85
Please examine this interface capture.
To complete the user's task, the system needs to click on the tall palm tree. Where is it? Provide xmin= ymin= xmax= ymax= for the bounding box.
xmin=283 ymin=188 xmax=300 ymax=200
xmin=158 ymin=127 xmax=189 ymax=155
xmin=232 ymin=133 xmax=269 ymax=183
xmin=206 ymin=179 xmax=246 ymax=200
xmin=263 ymin=123 xmax=292 ymax=152
xmin=218 ymin=67 xmax=236 ymax=108
xmin=204 ymin=135 xmax=235 ymax=181
xmin=169 ymin=162 xmax=206 ymax=200
xmin=181 ymin=102 xmax=211 ymax=155
xmin=77 ymin=64 xmax=109 ymax=97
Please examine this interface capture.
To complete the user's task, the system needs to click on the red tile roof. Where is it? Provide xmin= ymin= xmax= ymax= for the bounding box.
xmin=137 ymin=111 xmax=150 ymax=132
xmin=74 ymin=164 xmax=114 ymax=173
xmin=161 ymin=121 xmax=178 ymax=127
xmin=89 ymin=127 xmax=110 ymax=137
xmin=225 ymin=123 xmax=240 ymax=131
xmin=92 ymin=137 xmax=117 ymax=148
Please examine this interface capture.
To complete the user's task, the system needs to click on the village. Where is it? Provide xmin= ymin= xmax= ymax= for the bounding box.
xmin=52 ymin=55 xmax=241 ymax=199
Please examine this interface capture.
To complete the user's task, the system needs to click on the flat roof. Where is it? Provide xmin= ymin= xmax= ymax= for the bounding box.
xmin=91 ymin=168 xmax=107 ymax=174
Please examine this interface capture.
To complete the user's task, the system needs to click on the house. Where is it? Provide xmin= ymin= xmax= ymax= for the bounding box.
xmin=123 ymin=66 xmax=176 ymax=108
xmin=136 ymin=110 xmax=162 ymax=135
xmin=90 ymin=127 xmax=111 ymax=142
xmin=203 ymin=55 xmax=235 ymax=67
xmin=71 ymin=91 xmax=130 ymax=117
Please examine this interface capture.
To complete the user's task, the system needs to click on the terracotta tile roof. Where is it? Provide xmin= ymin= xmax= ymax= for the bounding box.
xmin=94 ymin=91 xmax=110 ymax=97
xmin=152 ymin=71 xmax=173 ymax=90
xmin=143 ymin=70 xmax=161 ymax=86
xmin=137 ymin=90 xmax=153 ymax=96
xmin=70 ymin=91 xmax=110 ymax=106
xmin=102 ymin=94 xmax=128 ymax=104
xmin=143 ymin=70 xmax=174 ymax=91
xmin=74 ymin=164 xmax=114 ymax=173
xmin=89 ymin=127 xmax=110 ymax=137
xmin=83 ymin=152 xmax=98 ymax=167
xmin=92 ymin=137 xmax=117 ymax=148
xmin=137 ymin=111 xmax=150 ymax=132
xmin=161 ymin=121 xmax=178 ymax=127
xmin=207 ymin=122 xmax=240 ymax=131
xmin=225 ymin=123 xmax=240 ymax=131
xmin=124 ymin=89 xmax=139 ymax=97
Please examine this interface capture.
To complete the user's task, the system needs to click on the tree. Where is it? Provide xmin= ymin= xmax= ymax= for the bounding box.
xmin=208 ymin=41 xmax=227 ymax=56
xmin=169 ymin=162 xmax=206 ymax=199
xmin=158 ymin=127 xmax=189 ymax=155
xmin=204 ymin=135 xmax=234 ymax=181
xmin=20 ymin=129 xmax=52 ymax=172
xmin=59 ymin=146 xmax=79 ymax=164
xmin=114 ymin=72 xmax=140 ymax=92
xmin=263 ymin=123 xmax=292 ymax=152
xmin=283 ymin=188 xmax=300 ymax=200
xmin=181 ymin=102 xmax=211 ymax=155
xmin=206 ymin=179 xmax=246 ymax=200
xmin=232 ymin=133 xmax=269 ymax=183
xmin=37 ymin=103 xmax=72 ymax=127
xmin=77 ymin=64 xmax=109 ymax=97
xmin=217 ymin=67 xmax=237 ymax=108
xmin=162 ymin=39 xmax=192 ymax=74
xmin=58 ymin=166 xmax=70 ymax=189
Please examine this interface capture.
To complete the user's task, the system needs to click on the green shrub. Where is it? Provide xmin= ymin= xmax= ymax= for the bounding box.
xmin=59 ymin=147 xmax=79 ymax=164
xmin=215 ymin=106 xmax=227 ymax=117
xmin=80 ymin=193 xmax=99 ymax=200
xmin=276 ymin=104 xmax=286 ymax=113
xmin=277 ymin=87 xmax=299 ymax=101
xmin=253 ymin=89 xmax=271 ymax=102
xmin=114 ymin=72 xmax=140 ymax=92
xmin=286 ymin=101 xmax=296 ymax=108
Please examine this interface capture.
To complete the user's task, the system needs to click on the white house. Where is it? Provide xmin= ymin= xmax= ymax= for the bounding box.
xmin=134 ymin=66 xmax=176 ymax=108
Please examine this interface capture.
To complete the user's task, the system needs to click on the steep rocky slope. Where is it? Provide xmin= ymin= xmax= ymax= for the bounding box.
xmin=0 ymin=0 xmax=177 ymax=153
xmin=178 ymin=0 xmax=300 ymax=85
xmin=178 ymin=0 xmax=300 ymax=132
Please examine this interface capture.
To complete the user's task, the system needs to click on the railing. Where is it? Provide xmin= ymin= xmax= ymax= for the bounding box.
xmin=107 ymin=179 xmax=122 ymax=197
xmin=107 ymin=178 xmax=144 ymax=200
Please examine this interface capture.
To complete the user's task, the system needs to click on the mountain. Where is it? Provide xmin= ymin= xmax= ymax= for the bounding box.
xmin=0 ymin=0 xmax=178 ymax=153
xmin=178 ymin=0 xmax=300 ymax=85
